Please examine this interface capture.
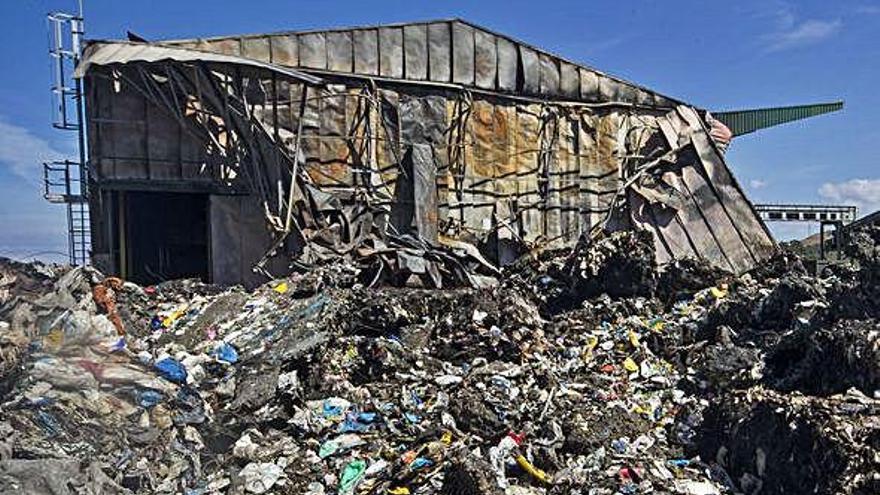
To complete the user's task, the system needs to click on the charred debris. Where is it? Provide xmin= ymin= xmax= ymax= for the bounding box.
xmin=1 ymin=226 xmax=879 ymax=494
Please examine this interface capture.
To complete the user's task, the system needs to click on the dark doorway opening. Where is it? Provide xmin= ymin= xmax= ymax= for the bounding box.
xmin=120 ymin=191 xmax=209 ymax=285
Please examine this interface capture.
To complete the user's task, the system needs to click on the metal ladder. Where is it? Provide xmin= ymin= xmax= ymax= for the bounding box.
xmin=44 ymin=7 xmax=90 ymax=265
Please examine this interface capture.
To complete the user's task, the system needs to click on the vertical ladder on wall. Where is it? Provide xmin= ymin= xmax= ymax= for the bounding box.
xmin=45 ymin=7 xmax=90 ymax=265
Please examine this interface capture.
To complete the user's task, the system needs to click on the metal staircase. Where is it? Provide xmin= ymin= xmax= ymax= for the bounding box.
xmin=44 ymin=6 xmax=90 ymax=265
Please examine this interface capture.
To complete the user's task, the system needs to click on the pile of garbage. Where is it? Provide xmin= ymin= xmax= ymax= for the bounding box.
xmin=1 ymin=227 xmax=879 ymax=494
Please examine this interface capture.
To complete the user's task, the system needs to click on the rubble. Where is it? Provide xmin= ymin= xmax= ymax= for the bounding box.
xmin=0 ymin=227 xmax=878 ymax=494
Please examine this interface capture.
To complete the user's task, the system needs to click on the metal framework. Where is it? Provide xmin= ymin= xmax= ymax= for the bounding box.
xmin=755 ymin=203 xmax=857 ymax=259
xmin=44 ymin=6 xmax=90 ymax=265
xmin=754 ymin=204 xmax=857 ymax=224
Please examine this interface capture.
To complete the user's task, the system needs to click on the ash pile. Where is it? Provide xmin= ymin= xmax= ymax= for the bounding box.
xmin=1 ymin=229 xmax=879 ymax=495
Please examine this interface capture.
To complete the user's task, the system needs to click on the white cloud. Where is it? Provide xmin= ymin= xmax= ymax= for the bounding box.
xmin=818 ymin=179 xmax=880 ymax=216
xmin=0 ymin=118 xmax=69 ymax=185
xmin=750 ymin=179 xmax=768 ymax=189
xmin=764 ymin=18 xmax=842 ymax=52
xmin=855 ymin=5 xmax=880 ymax=15
xmin=757 ymin=3 xmax=842 ymax=52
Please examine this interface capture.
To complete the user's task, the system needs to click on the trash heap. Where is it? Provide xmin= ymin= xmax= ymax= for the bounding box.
xmin=1 ymin=228 xmax=879 ymax=494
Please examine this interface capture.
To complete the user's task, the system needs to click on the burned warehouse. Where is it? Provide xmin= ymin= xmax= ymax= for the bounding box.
xmin=6 ymin=12 xmax=880 ymax=495
xmin=77 ymin=19 xmax=775 ymax=286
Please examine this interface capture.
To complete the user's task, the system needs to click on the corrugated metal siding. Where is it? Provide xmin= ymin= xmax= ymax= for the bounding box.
xmin=714 ymin=101 xmax=843 ymax=136
xmin=160 ymin=19 xmax=682 ymax=107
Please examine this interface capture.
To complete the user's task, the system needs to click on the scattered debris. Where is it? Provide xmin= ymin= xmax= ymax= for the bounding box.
xmin=1 ymin=227 xmax=879 ymax=494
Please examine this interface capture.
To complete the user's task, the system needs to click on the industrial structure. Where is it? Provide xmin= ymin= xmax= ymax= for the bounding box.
xmin=44 ymin=15 xmax=845 ymax=286
xmin=755 ymin=203 xmax=857 ymax=259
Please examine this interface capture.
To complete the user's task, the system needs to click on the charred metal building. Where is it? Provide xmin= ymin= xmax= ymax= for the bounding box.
xmin=75 ymin=19 xmax=776 ymax=286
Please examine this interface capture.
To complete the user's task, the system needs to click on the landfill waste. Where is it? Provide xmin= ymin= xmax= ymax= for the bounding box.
xmin=1 ymin=227 xmax=879 ymax=494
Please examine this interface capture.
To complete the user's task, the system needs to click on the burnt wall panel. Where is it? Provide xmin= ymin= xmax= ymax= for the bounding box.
xmin=145 ymin=101 xmax=180 ymax=180
xmin=520 ymin=46 xmax=540 ymax=94
xmin=579 ymin=68 xmax=600 ymax=101
xmin=210 ymin=194 xmax=287 ymax=288
xmin=428 ymin=22 xmax=451 ymax=82
xmin=539 ymin=53 xmax=560 ymax=95
xmin=403 ymin=24 xmax=428 ymax=80
xmin=616 ymin=81 xmax=637 ymax=104
xmin=270 ymin=34 xmax=298 ymax=66
xmin=241 ymin=36 xmax=270 ymax=62
xmin=89 ymin=74 xmax=113 ymax=180
xmin=299 ymin=33 xmax=327 ymax=69
xmin=560 ymin=62 xmax=579 ymax=99
xmin=474 ymin=30 xmax=497 ymax=90
xmin=599 ymin=75 xmax=620 ymax=101
xmin=353 ymin=29 xmax=379 ymax=75
xmin=109 ymin=76 xmax=148 ymax=180
xmin=496 ymin=38 xmax=517 ymax=92
xmin=202 ymin=38 xmax=241 ymax=56
xmin=326 ymin=32 xmax=353 ymax=72
xmin=379 ymin=27 xmax=404 ymax=78
xmin=318 ymin=85 xmax=350 ymax=187
xmin=451 ymin=22 xmax=475 ymax=85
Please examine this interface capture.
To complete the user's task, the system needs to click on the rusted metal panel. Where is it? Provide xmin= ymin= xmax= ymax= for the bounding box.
xmin=353 ymin=29 xmax=379 ymax=76
xmin=299 ymin=33 xmax=327 ymax=70
xmin=496 ymin=37 xmax=517 ymax=92
xmin=319 ymin=85 xmax=350 ymax=187
xmin=556 ymin=114 xmax=579 ymax=239
xmin=326 ymin=31 xmax=353 ymax=73
xmin=403 ymin=24 xmax=428 ymax=80
xmin=474 ymin=30 xmax=497 ymax=90
xmin=594 ymin=112 xmax=621 ymax=217
xmin=379 ymin=27 xmax=404 ymax=78
xmin=427 ymin=22 xmax=451 ymax=82
xmin=516 ymin=104 xmax=542 ymax=242
xmin=452 ymin=22 xmax=475 ymax=86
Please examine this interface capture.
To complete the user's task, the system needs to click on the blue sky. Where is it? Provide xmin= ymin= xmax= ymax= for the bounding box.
xmin=2 ymin=0 xmax=878 ymax=261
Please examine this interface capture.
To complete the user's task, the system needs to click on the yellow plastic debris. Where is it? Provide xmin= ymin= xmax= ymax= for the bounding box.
xmin=273 ymin=281 xmax=289 ymax=294
xmin=710 ymin=286 xmax=727 ymax=299
xmin=628 ymin=330 xmax=640 ymax=348
xmin=43 ymin=328 xmax=64 ymax=350
xmin=586 ymin=334 xmax=598 ymax=350
xmin=515 ymin=454 xmax=552 ymax=484
xmin=623 ymin=357 xmax=639 ymax=373
xmin=441 ymin=431 xmax=453 ymax=445
xmin=388 ymin=488 xmax=410 ymax=495
xmin=344 ymin=344 xmax=359 ymax=361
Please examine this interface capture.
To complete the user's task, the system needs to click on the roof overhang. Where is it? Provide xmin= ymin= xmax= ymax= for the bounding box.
xmin=75 ymin=40 xmax=324 ymax=85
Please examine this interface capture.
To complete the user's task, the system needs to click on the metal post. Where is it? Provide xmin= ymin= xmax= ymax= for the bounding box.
xmin=819 ymin=222 xmax=825 ymax=260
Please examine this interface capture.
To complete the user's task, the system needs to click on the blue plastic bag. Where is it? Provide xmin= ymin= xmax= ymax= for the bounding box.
xmin=212 ymin=342 xmax=239 ymax=364
xmin=137 ymin=389 xmax=163 ymax=409
xmin=154 ymin=357 xmax=187 ymax=384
